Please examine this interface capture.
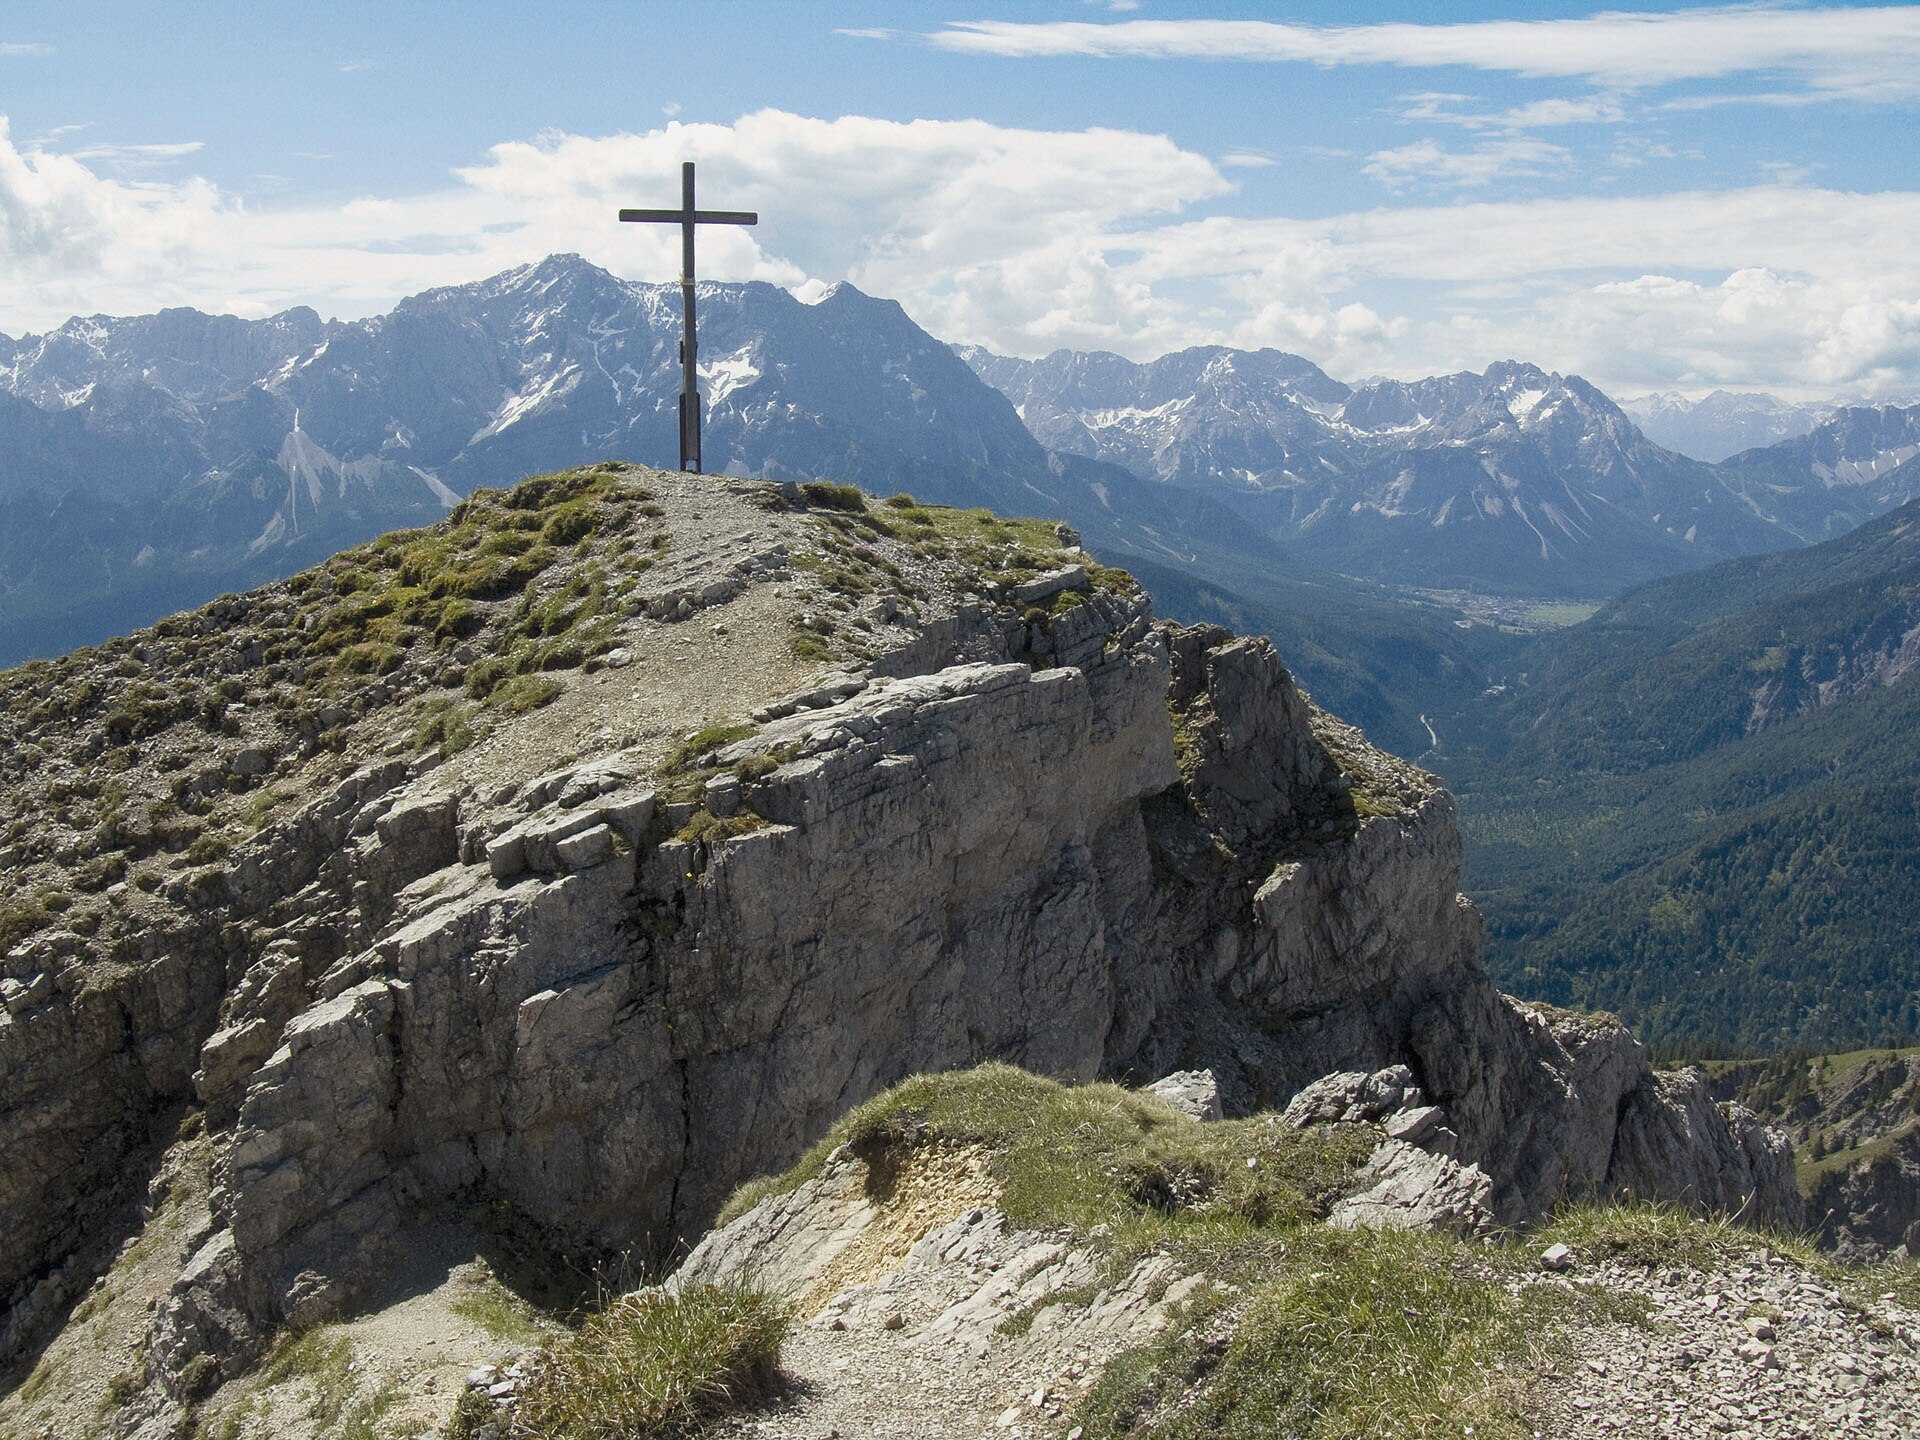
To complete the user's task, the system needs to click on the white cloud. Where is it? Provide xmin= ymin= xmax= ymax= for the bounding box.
xmin=0 ymin=118 xmax=234 ymax=314
xmin=928 ymin=8 xmax=1920 ymax=102
xmin=0 ymin=43 xmax=53 ymax=58
xmin=1363 ymin=137 xmax=1573 ymax=189
xmin=1399 ymin=92 xmax=1631 ymax=130
xmin=0 ymin=109 xmax=1916 ymax=397
xmin=70 ymin=140 xmax=204 ymax=166
xmin=1608 ymin=138 xmax=1686 ymax=168
xmin=1110 ymin=186 xmax=1920 ymax=391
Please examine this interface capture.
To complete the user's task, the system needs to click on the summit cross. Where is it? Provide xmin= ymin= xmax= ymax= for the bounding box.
xmin=619 ymin=161 xmax=758 ymax=474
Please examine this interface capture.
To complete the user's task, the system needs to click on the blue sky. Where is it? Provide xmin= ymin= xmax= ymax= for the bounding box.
xmin=3 ymin=2 xmax=1918 ymax=398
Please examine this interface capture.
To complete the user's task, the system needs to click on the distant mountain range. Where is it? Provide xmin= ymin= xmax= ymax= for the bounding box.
xmin=1619 ymin=390 xmax=1834 ymax=463
xmin=0 ymin=256 xmax=1268 ymax=665
xmin=6 ymin=253 xmax=1920 ymax=735
xmin=963 ymin=344 xmax=1920 ymax=599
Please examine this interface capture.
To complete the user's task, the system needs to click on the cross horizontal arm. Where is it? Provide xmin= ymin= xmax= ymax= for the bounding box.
xmin=618 ymin=208 xmax=759 ymax=225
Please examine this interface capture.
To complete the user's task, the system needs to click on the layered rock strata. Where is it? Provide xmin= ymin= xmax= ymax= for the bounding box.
xmin=0 ymin=468 xmax=1798 ymax=1415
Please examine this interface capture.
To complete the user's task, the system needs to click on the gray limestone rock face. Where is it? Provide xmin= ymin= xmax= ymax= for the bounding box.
xmin=1610 ymin=1069 xmax=1803 ymax=1232
xmin=0 ymin=556 xmax=1804 ymax=1398
xmin=1282 ymin=1067 xmax=1423 ymax=1127
xmin=148 ymin=612 xmax=1797 ymax=1377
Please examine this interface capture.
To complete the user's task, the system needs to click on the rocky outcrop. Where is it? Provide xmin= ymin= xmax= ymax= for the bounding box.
xmin=1710 ymin=1047 xmax=1920 ymax=1258
xmin=160 ymin=610 xmax=1793 ymax=1383
xmin=1610 ymin=1068 xmax=1802 ymax=1229
xmin=0 ymin=467 xmax=1802 ymax=1412
xmin=1808 ymin=1136 xmax=1920 ymax=1261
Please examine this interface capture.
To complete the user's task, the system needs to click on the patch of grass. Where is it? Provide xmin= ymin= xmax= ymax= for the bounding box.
xmin=487 ymin=674 xmax=563 ymax=715
xmin=793 ymin=629 xmax=835 ymax=663
xmin=1077 ymin=1226 xmax=1551 ymax=1440
xmin=513 ymin=1282 xmax=789 ymax=1440
xmin=713 ymin=1064 xmax=1373 ymax=1241
xmin=104 ymin=1368 xmax=142 ymax=1408
xmin=445 ymin=1387 xmax=496 ymax=1440
xmin=1849 ymin=1258 xmax=1920 ymax=1309
xmin=1534 ymin=1199 xmax=1823 ymax=1272
xmin=661 ymin=724 xmax=758 ymax=778
xmin=674 ymin=809 xmax=771 ymax=845
xmin=451 ymin=1263 xmax=546 ymax=1344
xmin=0 ymin=893 xmax=54 ymax=951
xmin=412 ymin=698 xmax=478 ymax=757
xmin=797 ymin=481 xmax=868 ymax=513
xmin=183 ymin=831 xmax=234 ymax=867
xmin=262 ymin=1328 xmax=358 ymax=1429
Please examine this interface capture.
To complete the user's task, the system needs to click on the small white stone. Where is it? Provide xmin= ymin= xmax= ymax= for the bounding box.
xmin=1539 ymin=1242 xmax=1575 ymax=1272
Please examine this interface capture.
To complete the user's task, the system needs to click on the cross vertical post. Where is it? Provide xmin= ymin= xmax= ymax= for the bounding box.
xmin=619 ymin=162 xmax=758 ymax=473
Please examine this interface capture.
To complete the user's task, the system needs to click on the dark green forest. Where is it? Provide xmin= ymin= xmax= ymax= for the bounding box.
xmin=1436 ymin=499 xmax=1920 ymax=1055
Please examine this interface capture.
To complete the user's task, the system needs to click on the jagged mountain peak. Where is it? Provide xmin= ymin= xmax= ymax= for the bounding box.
xmin=1 ymin=257 xmax=1252 ymax=664
xmin=961 ymin=342 xmax=1802 ymax=595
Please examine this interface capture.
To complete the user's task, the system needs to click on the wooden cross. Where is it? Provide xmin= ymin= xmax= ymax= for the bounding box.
xmin=619 ymin=162 xmax=758 ymax=473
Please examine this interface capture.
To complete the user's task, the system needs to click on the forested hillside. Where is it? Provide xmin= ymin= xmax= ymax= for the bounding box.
xmin=1443 ymin=499 xmax=1920 ymax=1053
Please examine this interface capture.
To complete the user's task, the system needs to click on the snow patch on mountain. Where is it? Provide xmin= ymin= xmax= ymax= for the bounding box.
xmin=1815 ymin=444 xmax=1920 ymax=487
xmin=700 ymin=347 xmax=762 ymax=409
xmin=472 ymin=365 xmax=585 ymax=443
xmin=1507 ymin=387 xmax=1550 ymax=422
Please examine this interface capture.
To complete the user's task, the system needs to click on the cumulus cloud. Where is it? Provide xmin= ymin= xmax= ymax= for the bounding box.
xmin=0 ymin=110 xmax=1916 ymax=396
xmin=926 ymin=8 xmax=1920 ymax=102
xmin=0 ymin=118 xmax=234 ymax=311
xmin=1112 ymin=186 xmax=1920 ymax=391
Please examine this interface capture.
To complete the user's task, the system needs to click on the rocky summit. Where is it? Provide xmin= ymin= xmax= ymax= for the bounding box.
xmin=0 ymin=463 xmax=1831 ymax=1438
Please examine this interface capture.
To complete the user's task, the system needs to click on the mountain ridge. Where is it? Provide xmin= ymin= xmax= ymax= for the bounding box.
xmin=13 ymin=255 xmax=1920 ymax=679
xmin=0 ymin=462 xmax=1803 ymax=1438
xmin=961 ymin=343 xmax=1920 ymax=599
xmin=0 ymin=256 xmax=1284 ymax=666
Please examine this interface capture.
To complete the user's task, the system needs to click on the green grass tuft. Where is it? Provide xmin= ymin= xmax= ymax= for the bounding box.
xmin=713 ymin=1064 xmax=1372 ymax=1241
xmin=513 ymin=1282 xmax=789 ymax=1440
xmin=1077 ymin=1226 xmax=1550 ymax=1440
xmin=488 ymin=674 xmax=563 ymax=715
xmin=796 ymin=481 xmax=868 ymax=513
xmin=1536 ymin=1198 xmax=1821 ymax=1272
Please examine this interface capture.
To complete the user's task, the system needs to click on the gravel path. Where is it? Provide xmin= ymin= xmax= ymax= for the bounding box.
xmin=709 ymin=1233 xmax=1920 ymax=1440
xmin=1530 ymin=1250 xmax=1917 ymax=1439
